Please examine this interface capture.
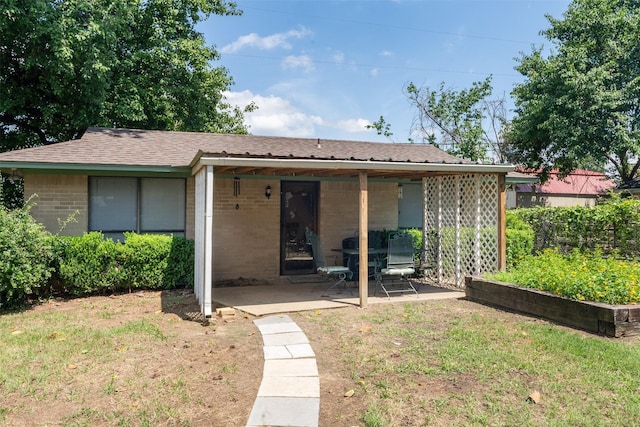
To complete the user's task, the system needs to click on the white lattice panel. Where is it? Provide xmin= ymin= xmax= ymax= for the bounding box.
xmin=423 ymin=174 xmax=499 ymax=287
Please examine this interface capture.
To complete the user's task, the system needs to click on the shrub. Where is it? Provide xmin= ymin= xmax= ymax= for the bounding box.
xmin=506 ymin=212 xmax=534 ymax=269
xmin=121 ymin=233 xmax=194 ymax=289
xmin=490 ymin=248 xmax=640 ymax=305
xmin=57 ymin=232 xmax=126 ymax=295
xmin=0 ymin=205 xmax=55 ymax=309
xmin=510 ymin=197 xmax=640 ymax=259
xmin=56 ymin=232 xmax=194 ymax=295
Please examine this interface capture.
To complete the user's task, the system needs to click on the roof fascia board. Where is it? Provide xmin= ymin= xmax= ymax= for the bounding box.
xmin=194 ymin=156 xmax=514 ymax=174
xmin=0 ymin=162 xmax=191 ymax=177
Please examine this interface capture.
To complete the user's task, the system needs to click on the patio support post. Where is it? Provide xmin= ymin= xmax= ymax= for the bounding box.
xmin=359 ymin=171 xmax=369 ymax=308
xmin=194 ymin=165 xmax=214 ymax=318
xmin=497 ymin=174 xmax=507 ymax=270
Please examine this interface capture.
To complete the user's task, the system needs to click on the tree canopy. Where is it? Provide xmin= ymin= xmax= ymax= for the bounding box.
xmin=0 ymin=0 xmax=251 ymax=152
xmin=368 ymin=77 xmax=511 ymax=163
xmin=509 ymin=0 xmax=640 ymax=184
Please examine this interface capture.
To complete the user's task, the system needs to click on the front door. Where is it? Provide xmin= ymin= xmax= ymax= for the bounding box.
xmin=280 ymin=181 xmax=318 ymax=275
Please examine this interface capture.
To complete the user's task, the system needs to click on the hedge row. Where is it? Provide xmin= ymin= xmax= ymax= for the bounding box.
xmin=0 ymin=206 xmax=194 ymax=310
xmin=510 ymin=196 xmax=640 ymax=259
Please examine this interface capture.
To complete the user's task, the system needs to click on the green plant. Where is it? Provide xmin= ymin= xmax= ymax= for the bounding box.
xmin=57 ymin=232 xmax=126 ymax=295
xmin=0 ymin=205 xmax=55 ymax=308
xmin=490 ymin=248 xmax=640 ymax=304
xmin=54 ymin=233 xmax=194 ymax=296
xmin=505 ymin=211 xmax=534 ymax=269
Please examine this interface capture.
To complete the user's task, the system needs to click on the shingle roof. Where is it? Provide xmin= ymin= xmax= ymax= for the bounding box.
xmin=618 ymin=177 xmax=640 ymax=190
xmin=0 ymin=127 xmax=469 ymax=168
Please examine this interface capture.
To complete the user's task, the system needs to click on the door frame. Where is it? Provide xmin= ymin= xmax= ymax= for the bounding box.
xmin=280 ymin=180 xmax=319 ymax=275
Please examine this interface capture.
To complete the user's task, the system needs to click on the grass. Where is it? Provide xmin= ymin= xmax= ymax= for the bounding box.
xmin=296 ymin=300 xmax=640 ymax=427
xmin=3 ymin=291 xmax=640 ymax=426
xmin=0 ymin=291 xmax=264 ymax=426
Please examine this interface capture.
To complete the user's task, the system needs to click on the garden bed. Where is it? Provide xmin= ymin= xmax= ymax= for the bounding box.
xmin=465 ymin=276 xmax=640 ymax=337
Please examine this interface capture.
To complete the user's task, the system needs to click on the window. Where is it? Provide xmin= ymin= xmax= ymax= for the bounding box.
xmin=89 ymin=177 xmax=186 ymax=240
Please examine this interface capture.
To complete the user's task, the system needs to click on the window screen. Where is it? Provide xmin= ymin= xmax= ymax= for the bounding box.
xmin=89 ymin=177 xmax=186 ymax=238
xmin=140 ymin=178 xmax=185 ymax=233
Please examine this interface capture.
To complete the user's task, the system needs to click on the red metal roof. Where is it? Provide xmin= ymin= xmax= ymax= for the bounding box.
xmin=516 ymin=170 xmax=616 ymax=196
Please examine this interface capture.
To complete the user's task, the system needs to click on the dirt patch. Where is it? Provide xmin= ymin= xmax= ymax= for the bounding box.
xmin=1 ymin=290 xmax=263 ymax=426
xmin=4 ymin=289 xmax=637 ymax=426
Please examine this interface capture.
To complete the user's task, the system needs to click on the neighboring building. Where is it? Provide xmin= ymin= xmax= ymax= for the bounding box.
xmin=0 ymin=128 xmax=513 ymax=316
xmin=508 ymin=169 xmax=616 ymax=208
xmin=618 ymin=177 xmax=640 ymax=198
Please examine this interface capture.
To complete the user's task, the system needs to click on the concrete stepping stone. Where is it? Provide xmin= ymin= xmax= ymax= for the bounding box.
xmin=246 ymin=315 xmax=319 ymax=427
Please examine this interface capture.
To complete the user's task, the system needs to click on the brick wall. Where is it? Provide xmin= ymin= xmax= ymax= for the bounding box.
xmin=24 ymin=174 xmax=88 ymax=236
xmin=211 ymin=176 xmax=281 ymax=280
xmin=206 ymin=178 xmax=397 ymax=281
xmin=319 ymin=180 xmax=398 ymax=264
xmin=24 ymin=173 xmax=399 ymax=282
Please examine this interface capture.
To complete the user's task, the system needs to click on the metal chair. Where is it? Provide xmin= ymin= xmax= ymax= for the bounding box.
xmin=307 ymin=230 xmax=353 ymax=295
xmin=375 ymin=232 xmax=418 ymax=298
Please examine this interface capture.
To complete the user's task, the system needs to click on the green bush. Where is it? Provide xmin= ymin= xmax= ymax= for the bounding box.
xmin=0 ymin=205 xmax=55 ymax=308
xmin=121 ymin=233 xmax=194 ymax=289
xmin=57 ymin=232 xmax=126 ymax=295
xmin=56 ymin=232 xmax=194 ymax=295
xmin=506 ymin=211 xmax=534 ymax=269
xmin=510 ymin=197 xmax=640 ymax=259
xmin=490 ymin=248 xmax=640 ymax=305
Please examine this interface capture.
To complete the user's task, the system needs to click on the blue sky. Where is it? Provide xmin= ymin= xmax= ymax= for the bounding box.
xmin=200 ymin=0 xmax=571 ymax=143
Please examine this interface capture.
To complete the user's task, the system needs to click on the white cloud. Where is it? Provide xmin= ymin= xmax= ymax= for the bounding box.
xmin=333 ymin=51 xmax=345 ymax=64
xmin=224 ymin=90 xmax=376 ymax=138
xmin=282 ymin=55 xmax=315 ymax=73
xmin=336 ymin=118 xmax=372 ymax=134
xmin=224 ymin=90 xmax=323 ymax=137
xmin=220 ymin=27 xmax=312 ymax=53
xmin=379 ymin=50 xmax=393 ymax=57
xmin=370 ymin=68 xmax=379 ymax=77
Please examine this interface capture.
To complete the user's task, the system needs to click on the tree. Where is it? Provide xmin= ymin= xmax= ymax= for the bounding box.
xmin=509 ymin=0 xmax=640 ymax=185
xmin=405 ymin=78 xmax=493 ymax=162
xmin=369 ymin=77 xmax=511 ymax=163
xmin=0 ymin=0 xmax=252 ymax=152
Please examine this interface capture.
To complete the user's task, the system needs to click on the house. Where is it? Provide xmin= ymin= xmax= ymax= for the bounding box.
xmin=508 ymin=169 xmax=616 ymax=208
xmin=618 ymin=177 xmax=640 ymax=198
xmin=0 ymin=128 xmax=513 ymax=316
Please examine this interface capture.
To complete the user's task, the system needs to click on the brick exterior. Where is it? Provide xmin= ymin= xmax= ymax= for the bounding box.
xmin=319 ymin=180 xmax=398 ymax=262
xmin=24 ymin=174 xmax=88 ymax=236
xmin=24 ymin=173 xmax=399 ymax=282
xmin=211 ymin=176 xmax=281 ymax=280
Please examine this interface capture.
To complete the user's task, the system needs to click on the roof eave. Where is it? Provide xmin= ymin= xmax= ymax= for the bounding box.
xmin=193 ymin=156 xmax=514 ymax=174
xmin=0 ymin=161 xmax=192 ymax=177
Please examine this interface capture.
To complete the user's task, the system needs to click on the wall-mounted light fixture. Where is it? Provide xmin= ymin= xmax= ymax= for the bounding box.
xmin=397 ymin=184 xmax=403 ymax=199
xmin=265 ymin=185 xmax=272 ymax=199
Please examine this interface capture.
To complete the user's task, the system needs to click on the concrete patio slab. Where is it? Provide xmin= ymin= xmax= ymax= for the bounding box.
xmin=214 ymin=281 xmax=464 ymax=316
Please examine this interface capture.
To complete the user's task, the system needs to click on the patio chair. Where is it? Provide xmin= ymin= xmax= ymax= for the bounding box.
xmin=375 ymin=232 xmax=418 ymax=298
xmin=307 ymin=230 xmax=354 ymax=296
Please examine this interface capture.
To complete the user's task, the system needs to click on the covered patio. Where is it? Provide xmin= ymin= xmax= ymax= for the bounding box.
xmin=192 ymin=152 xmax=511 ymax=318
xmin=212 ymin=278 xmax=466 ymax=316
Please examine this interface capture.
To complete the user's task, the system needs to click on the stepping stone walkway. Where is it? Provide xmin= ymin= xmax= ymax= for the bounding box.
xmin=247 ymin=315 xmax=320 ymax=427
